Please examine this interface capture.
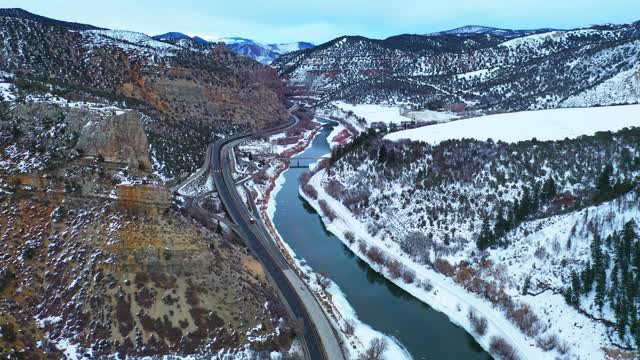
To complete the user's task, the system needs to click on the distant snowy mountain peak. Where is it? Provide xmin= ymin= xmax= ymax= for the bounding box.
xmin=152 ymin=32 xmax=314 ymax=63
xmin=214 ymin=37 xmax=315 ymax=64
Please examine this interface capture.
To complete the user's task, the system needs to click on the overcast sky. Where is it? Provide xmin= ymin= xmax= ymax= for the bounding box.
xmin=3 ymin=0 xmax=640 ymax=44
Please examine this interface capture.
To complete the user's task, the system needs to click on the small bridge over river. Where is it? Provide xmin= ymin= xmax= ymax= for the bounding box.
xmin=276 ymin=156 xmax=325 ymax=168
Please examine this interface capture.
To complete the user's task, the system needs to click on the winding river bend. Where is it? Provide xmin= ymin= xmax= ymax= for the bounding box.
xmin=272 ymin=121 xmax=491 ymax=360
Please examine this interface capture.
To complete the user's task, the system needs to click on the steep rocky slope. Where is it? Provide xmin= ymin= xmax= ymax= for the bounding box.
xmin=0 ymin=93 xmax=294 ymax=359
xmin=0 ymin=9 xmax=296 ymax=359
xmin=0 ymin=9 xmax=289 ymax=180
xmin=274 ymin=21 xmax=640 ymax=112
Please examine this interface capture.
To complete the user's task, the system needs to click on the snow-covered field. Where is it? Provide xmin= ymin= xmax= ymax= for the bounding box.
xmin=385 ymin=104 xmax=640 ymax=144
xmin=333 ymin=101 xmax=458 ymax=125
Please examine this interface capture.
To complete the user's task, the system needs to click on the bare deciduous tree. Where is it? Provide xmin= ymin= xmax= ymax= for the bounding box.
xmin=358 ymin=338 xmax=388 ymax=360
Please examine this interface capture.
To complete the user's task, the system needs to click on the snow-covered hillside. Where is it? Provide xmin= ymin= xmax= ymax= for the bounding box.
xmin=301 ymin=103 xmax=640 ymax=357
xmin=275 ymin=20 xmax=640 ymax=111
xmin=428 ymin=25 xmax=555 ymax=38
xmin=385 ymin=105 xmax=640 ymax=144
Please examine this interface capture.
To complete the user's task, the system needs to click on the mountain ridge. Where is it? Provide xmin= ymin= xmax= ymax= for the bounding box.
xmin=274 ymin=19 xmax=640 ymax=112
xmin=0 ymin=8 xmax=104 ymax=30
xmin=427 ymin=25 xmax=558 ymax=37
xmin=152 ymin=32 xmax=315 ymax=63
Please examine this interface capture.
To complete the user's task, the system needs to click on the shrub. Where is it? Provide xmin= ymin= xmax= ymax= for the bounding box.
xmin=489 ymin=336 xmax=519 ymax=360
xmin=387 ymin=259 xmax=403 ymax=279
xmin=367 ymin=223 xmax=381 ymax=237
xmin=299 ymin=172 xmax=311 ymax=186
xmin=455 ymin=266 xmax=475 ymax=287
xmin=366 ymin=246 xmax=387 ymax=265
xmin=536 ymin=333 xmax=558 ymax=351
xmin=325 ymin=179 xmax=345 ymax=198
xmin=556 ymin=339 xmax=571 ymax=355
xmin=0 ymin=268 xmax=15 ymax=291
xmin=433 ymin=259 xmax=455 ymax=277
xmin=400 ymin=231 xmax=432 ymax=264
xmin=344 ymin=231 xmax=355 ymax=244
xmin=1 ymin=322 xmax=17 ymax=342
xmin=318 ymin=200 xmax=337 ymax=221
xmin=358 ymin=241 xmax=368 ymax=254
xmin=402 ymin=269 xmax=416 ymax=284
xmin=507 ymin=303 xmax=541 ymax=337
xmin=420 ymin=279 xmax=434 ymax=292
xmin=467 ymin=310 xmax=488 ymax=336
xmin=302 ymin=184 xmax=318 ymax=200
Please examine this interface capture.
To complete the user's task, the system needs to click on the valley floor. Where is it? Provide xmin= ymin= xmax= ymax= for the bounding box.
xmin=240 ymin=122 xmax=412 ymax=360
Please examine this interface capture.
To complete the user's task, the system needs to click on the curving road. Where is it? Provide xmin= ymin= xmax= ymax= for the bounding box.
xmin=185 ymin=116 xmax=345 ymax=360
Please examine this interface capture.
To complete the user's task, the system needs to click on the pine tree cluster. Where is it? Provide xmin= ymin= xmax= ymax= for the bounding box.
xmin=568 ymin=221 xmax=640 ymax=347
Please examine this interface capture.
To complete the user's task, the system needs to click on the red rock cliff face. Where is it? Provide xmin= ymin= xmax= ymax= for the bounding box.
xmin=116 ymin=185 xmax=171 ymax=215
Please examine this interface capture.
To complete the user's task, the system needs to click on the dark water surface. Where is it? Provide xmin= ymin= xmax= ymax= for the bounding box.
xmin=272 ymin=122 xmax=491 ymax=360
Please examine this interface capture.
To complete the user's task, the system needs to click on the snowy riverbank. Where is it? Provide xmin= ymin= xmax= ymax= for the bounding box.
xmin=251 ymin=122 xmax=411 ymax=359
xmin=301 ymin=168 xmax=560 ymax=360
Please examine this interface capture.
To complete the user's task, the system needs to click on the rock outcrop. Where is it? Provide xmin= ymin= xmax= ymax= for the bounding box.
xmin=77 ymin=111 xmax=152 ymax=171
xmin=116 ymin=184 xmax=171 ymax=215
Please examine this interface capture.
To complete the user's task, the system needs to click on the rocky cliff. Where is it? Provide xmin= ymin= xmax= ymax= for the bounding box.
xmin=77 ymin=110 xmax=152 ymax=171
xmin=0 ymin=10 xmax=290 ymax=181
xmin=0 ymin=19 xmax=295 ymax=356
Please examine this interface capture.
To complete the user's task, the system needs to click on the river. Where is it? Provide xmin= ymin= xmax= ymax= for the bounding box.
xmin=271 ymin=121 xmax=492 ymax=360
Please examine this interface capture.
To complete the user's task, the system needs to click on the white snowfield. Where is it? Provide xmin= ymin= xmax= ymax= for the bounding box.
xmin=333 ymin=101 xmax=458 ymax=125
xmin=385 ymin=105 xmax=640 ymax=144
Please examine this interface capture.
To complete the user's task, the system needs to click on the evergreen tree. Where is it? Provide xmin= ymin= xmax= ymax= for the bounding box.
xmin=571 ymin=270 xmax=581 ymax=305
xmin=541 ymin=176 xmax=557 ymax=201
xmin=493 ymin=207 xmax=510 ymax=239
xmin=581 ymin=261 xmax=594 ymax=293
xmin=515 ymin=186 xmax=533 ymax=222
xmin=378 ymin=146 xmax=387 ymax=163
xmin=595 ymin=265 xmax=607 ymax=311
xmin=476 ymin=218 xmax=495 ymax=251
xmin=0 ymin=95 xmax=9 ymax=122
xmin=594 ymin=164 xmax=613 ymax=202
xmin=632 ymin=241 xmax=640 ymax=270
xmin=617 ymin=299 xmax=627 ymax=341
xmin=623 ymin=221 xmax=637 ymax=263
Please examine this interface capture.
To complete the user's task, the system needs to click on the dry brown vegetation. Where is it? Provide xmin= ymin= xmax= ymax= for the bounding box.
xmin=489 ymin=336 xmax=519 ymax=360
xmin=467 ymin=310 xmax=488 ymax=336
xmin=318 ymin=199 xmax=337 ymax=221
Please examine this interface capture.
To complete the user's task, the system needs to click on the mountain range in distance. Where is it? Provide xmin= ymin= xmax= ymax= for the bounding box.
xmin=153 ymin=32 xmax=315 ymax=64
xmin=152 ymin=25 xmax=561 ymax=64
